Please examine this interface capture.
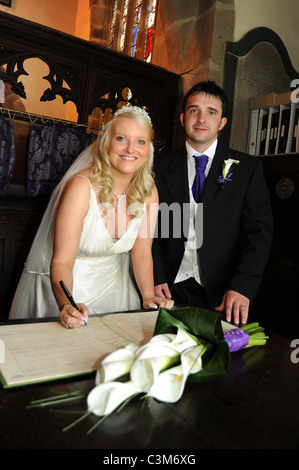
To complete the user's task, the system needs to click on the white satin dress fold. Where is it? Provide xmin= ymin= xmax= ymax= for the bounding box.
xmin=9 ymin=176 xmax=144 ymax=319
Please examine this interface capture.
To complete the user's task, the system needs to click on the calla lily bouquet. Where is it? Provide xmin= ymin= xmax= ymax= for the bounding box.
xmin=28 ymin=308 xmax=268 ymax=433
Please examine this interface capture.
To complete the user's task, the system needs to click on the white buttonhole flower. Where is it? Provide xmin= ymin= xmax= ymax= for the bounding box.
xmin=218 ymin=158 xmax=240 ymax=184
xmin=223 ymin=158 xmax=239 ymax=178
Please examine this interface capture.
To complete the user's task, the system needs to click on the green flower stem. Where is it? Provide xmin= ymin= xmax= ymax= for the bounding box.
xmin=241 ymin=322 xmax=269 ymax=348
xmin=85 ymin=392 xmax=145 ymax=435
xmin=27 ymin=390 xmax=89 ymax=408
xmin=86 ymin=415 xmax=108 ymax=435
xmin=27 ymin=395 xmax=86 ymax=409
xmin=62 ymin=411 xmax=93 ymax=433
xmin=241 ymin=323 xmax=264 ymax=335
xmin=245 ymin=339 xmax=267 ymax=348
xmin=116 ymin=392 xmax=142 ymax=413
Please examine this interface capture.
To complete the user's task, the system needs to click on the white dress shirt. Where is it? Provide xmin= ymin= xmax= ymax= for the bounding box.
xmin=174 ymin=139 xmax=218 ymax=286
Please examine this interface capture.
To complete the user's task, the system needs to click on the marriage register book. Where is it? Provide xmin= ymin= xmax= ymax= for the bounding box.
xmin=0 ymin=310 xmax=158 ymax=388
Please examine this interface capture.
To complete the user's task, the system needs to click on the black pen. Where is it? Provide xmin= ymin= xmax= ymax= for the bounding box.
xmin=59 ymin=280 xmax=87 ymax=325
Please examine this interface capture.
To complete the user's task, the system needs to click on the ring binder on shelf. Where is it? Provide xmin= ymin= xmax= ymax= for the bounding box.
xmin=247 ymin=92 xmax=299 ymax=156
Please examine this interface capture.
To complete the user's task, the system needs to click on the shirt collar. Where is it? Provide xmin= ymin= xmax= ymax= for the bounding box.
xmin=186 ymin=138 xmax=218 ymax=162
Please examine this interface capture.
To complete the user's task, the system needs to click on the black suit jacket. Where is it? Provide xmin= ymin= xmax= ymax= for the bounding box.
xmin=152 ymin=141 xmax=273 ymax=308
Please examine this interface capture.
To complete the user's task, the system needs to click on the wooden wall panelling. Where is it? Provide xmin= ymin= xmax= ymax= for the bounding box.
xmin=0 ymin=11 xmax=180 ymax=143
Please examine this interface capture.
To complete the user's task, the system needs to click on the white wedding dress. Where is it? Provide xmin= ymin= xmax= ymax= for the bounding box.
xmin=9 ymin=145 xmax=144 ymax=319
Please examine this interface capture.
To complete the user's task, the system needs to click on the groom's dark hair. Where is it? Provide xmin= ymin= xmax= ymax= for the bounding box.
xmin=182 ymin=81 xmax=228 ymax=118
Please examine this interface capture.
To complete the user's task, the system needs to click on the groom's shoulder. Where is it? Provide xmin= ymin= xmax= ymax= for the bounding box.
xmin=154 ymin=146 xmax=186 ymax=169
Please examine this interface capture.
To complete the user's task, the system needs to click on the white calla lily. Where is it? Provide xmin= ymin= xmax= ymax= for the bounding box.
xmin=96 ymin=343 xmax=139 ymax=385
xmin=145 ymin=333 xmax=176 ymax=344
xmin=181 ymin=344 xmax=206 ymax=374
xmin=87 ymin=380 xmax=141 ymax=417
xmin=131 ymin=343 xmax=179 ymax=391
xmin=88 ymin=327 xmax=208 ymax=418
xmin=131 ymin=354 xmax=174 ymax=391
xmin=136 ymin=342 xmax=179 ymax=360
xmin=150 ymin=363 xmax=187 ymax=403
xmin=150 ymin=343 xmax=206 ymax=403
xmin=222 ymin=158 xmax=239 ymax=178
xmin=170 ymin=327 xmax=199 ymax=352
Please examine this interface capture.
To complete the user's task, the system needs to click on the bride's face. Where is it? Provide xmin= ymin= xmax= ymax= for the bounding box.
xmin=108 ymin=117 xmax=149 ymax=177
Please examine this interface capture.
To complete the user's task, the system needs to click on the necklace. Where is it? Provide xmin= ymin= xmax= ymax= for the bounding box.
xmin=113 ymin=188 xmax=127 ymax=213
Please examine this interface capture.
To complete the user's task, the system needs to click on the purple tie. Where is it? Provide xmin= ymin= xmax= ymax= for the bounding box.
xmin=192 ymin=155 xmax=209 ymax=202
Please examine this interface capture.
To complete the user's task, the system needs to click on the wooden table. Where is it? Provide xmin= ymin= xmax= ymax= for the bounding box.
xmin=1 ymin=320 xmax=299 ymax=451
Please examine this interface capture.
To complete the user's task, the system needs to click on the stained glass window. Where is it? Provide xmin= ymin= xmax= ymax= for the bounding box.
xmin=145 ymin=0 xmax=157 ymax=62
xmin=110 ymin=0 xmax=118 ymax=50
xmin=120 ymin=0 xmax=129 ymax=52
xmin=132 ymin=1 xmax=142 ymax=57
xmin=110 ymin=0 xmax=158 ymax=62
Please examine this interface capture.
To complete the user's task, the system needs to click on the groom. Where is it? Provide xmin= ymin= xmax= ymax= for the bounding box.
xmin=152 ymin=81 xmax=273 ymax=324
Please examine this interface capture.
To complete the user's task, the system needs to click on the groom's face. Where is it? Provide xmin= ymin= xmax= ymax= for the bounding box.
xmin=180 ymin=92 xmax=227 ymax=153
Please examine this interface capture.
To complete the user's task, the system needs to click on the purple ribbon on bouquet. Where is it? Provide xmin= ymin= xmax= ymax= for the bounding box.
xmin=224 ymin=328 xmax=249 ymax=352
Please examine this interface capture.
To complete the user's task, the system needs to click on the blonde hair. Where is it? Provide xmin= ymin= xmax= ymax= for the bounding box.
xmin=90 ymin=108 xmax=155 ymax=207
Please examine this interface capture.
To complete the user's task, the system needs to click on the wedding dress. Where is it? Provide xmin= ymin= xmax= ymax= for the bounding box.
xmin=9 ymin=143 xmax=144 ymax=319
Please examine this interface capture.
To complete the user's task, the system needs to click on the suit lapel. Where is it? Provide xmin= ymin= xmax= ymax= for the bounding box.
xmin=200 ymin=141 xmax=228 ymax=203
xmin=159 ymin=142 xmax=231 ymax=204
xmin=162 ymin=148 xmax=189 ymax=204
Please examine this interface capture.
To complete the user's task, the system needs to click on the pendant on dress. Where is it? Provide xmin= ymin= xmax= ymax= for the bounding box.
xmin=113 ymin=189 xmax=127 ymax=213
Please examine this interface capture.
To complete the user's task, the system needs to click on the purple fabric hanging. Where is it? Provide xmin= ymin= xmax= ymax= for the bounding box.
xmin=27 ymin=125 xmax=96 ymax=196
xmin=0 ymin=115 xmax=16 ymax=196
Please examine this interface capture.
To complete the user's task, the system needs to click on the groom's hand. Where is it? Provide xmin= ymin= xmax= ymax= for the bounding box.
xmin=215 ymin=290 xmax=249 ymax=324
xmin=154 ymin=283 xmax=172 ymax=300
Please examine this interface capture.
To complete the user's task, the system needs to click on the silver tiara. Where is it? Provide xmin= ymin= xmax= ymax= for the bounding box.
xmin=114 ymin=105 xmax=152 ymax=125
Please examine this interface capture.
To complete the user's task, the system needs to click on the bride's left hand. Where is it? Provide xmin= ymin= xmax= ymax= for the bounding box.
xmin=142 ymin=297 xmax=174 ymax=310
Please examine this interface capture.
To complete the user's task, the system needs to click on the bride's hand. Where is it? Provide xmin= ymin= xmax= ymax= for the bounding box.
xmin=59 ymin=303 xmax=89 ymax=329
xmin=142 ymin=297 xmax=174 ymax=310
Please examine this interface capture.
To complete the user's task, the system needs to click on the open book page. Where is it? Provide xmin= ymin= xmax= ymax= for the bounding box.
xmin=0 ymin=310 xmax=158 ymax=388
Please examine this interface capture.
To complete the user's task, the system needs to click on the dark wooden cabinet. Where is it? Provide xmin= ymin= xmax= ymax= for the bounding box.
xmin=0 ymin=209 xmax=43 ymax=318
xmin=252 ymin=154 xmax=299 ymax=338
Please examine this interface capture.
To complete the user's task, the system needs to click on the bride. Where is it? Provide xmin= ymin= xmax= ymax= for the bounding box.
xmin=9 ymin=106 xmax=174 ymax=328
